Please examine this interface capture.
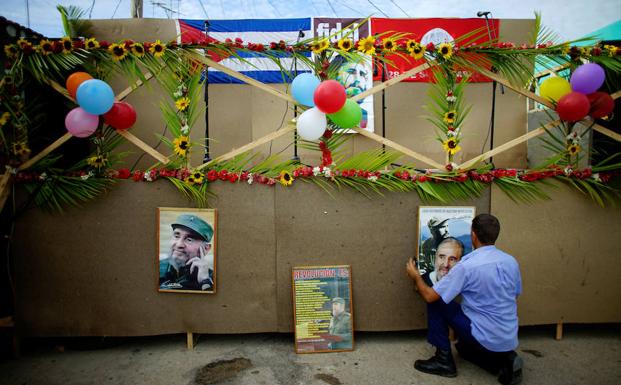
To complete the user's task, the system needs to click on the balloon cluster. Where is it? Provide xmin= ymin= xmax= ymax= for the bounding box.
xmin=540 ymin=63 xmax=614 ymax=122
xmin=290 ymin=73 xmax=362 ymax=141
xmin=65 ymin=72 xmax=137 ymax=137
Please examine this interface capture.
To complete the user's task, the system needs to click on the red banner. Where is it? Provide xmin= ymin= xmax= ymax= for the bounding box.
xmin=371 ymin=18 xmax=500 ymax=83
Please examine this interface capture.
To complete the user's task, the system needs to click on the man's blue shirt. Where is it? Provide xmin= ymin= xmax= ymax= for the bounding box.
xmin=433 ymin=245 xmax=522 ymax=352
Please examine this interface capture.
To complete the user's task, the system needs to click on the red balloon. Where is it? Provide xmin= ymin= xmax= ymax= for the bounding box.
xmin=103 ymin=102 xmax=136 ymax=130
xmin=313 ymin=80 xmax=346 ymax=114
xmin=556 ymin=92 xmax=590 ymax=122
xmin=587 ymin=92 xmax=615 ymax=119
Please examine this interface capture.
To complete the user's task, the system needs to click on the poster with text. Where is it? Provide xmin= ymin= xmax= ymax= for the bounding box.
xmin=417 ymin=206 xmax=475 ymax=285
xmin=292 ymin=265 xmax=354 ymax=353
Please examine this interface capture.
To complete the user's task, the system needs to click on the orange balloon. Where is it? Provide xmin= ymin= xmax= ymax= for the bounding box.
xmin=66 ymin=72 xmax=93 ymax=99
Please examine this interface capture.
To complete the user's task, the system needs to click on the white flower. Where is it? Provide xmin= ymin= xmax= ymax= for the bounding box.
xmin=312 ymin=166 xmax=321 ymax=176
xmin=447 ymin=130 xmax=457 ymax=137
xmin=566 ymin=131 xmax=579 ymax=143
xmin=323 ymin=167 xmax=332 ymax=178
xmin=247 ymin=173 xmax=254 ymax=185
xmin=39 ymin=172 xmax=47 ymax=181
xmin=367 ymin=175 xmax=378 ymax=182
xmin=5 ymin=165 xmax=16 ymax=174
xmin=80 ymin=174 xmax=90 ymax=181
xmin=564 ymin=166 xmax=573 ymax=176
xmin=180 ymin=124 xmax=190 ymax=135
xmin=591 ymin=173 xmax=601 ymax=182
xmin=446 ymin=95 xmax=457 ymax=103
xmin=144 ymin=172 xmax=153 ymax=182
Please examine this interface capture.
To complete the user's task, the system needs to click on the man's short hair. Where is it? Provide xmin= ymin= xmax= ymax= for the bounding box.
xmin=437 ymin=237 xmax=464 ymax=257
xmin=472 ymin=214 xmax=500 ymax=244
xmin=171 ymin=214 xmax=213 ymax=242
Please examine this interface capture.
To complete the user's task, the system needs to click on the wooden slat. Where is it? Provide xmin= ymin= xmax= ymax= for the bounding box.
xmin=196 ymin=125 xmax=296 ymax=171
xmin=47 ymin=80 xmax=74 ymax=102
xmin=186 ymin=332 xmax=194 ymax=349
xmin=193 ymin=54 xmax=296 ymax=104
xmin=116 ymin=130 xmax=170 ymax=164
xmin=534 ymin=63 xmax=571 ymax=79
xmin=116 ymin=72 xmax=154 ymax=101
xmin=476 ymin=67 xmax=553 ymax=108
xmin=592 ymin=122 xmax=621 ymax=142
xmin=611 ymin=90 xmax=621 ymax=100
xmin=0 ymin=170 xmax=12 ymax=213
xmin=458 ymin=120 xmax=561 ymax=170
xmin=351 ymin=127 xmax=444 ymax=169
xmin=351 ymin=62 xmax=432 ymax=103
xmin=18 ymin=132 xmax=73 ymax=171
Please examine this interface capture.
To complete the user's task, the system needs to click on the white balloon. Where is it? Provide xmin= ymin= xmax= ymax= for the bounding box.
xmin=296 ymin=107 xmax=327 ymax=141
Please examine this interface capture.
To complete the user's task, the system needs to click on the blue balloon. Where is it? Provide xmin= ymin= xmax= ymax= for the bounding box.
xmin=291 ymin=73 xmax=320 ymax=107
xmin=76 ymin=79 xmax=115 ymax=115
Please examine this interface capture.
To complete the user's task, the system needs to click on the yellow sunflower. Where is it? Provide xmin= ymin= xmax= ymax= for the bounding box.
xmin=131 ymin=43 xmax=145 ymax=57
xmin=310 ymin=39 xmax=329 ymax=54
xmin=173 ymin=135 xmax=190 ymax=157
xmin=12 ymin=142 xmax=31 ymax=157
xmin=437 ymin=43 xmax=453 ymax=60
xmin=85 ymin=38 xmax=100 ymax=50
xmin=279 ymin=170 xmax=294 ymax=186
xmin=568 ymin=144 xmax=581 ymax=155
xmin=60 ymin=36 xmax=73 ymax=54
xmin=150 ymin=40 xmax=166 ymax=57
xmin=185 ymin=171 xmax=204 ymax=185
xmin=87 ymin=155 xmax=107 ymax=169
xmin=405 ymin=39 xmax=418 ymax=52
xmin=409 ymin=43 xmax=425 ymax=60
xmin=175 ymin=97 xmax=191 ymax=111
xmin=337 ymin=38 xmax=353 ymax=51
xmin=0 ymin=112 xmax=10 ymax=126
xmin=604 ymin=44 xmax=618 ymax=57
xmin=4 ymin=44 xmax=18 ymax=58
xmin=108 ymin=43 xmax=128 ymax=61
xmin=357 ymin=36 xmax=376 ymax=55
xmin=382 ymin=38 xmax=397 ymax=53
xmin=38 ymin=39 xmax=54 ymax=55
xmin=16 ymin=38 xmax=31 ymax=49
xmin=442 ymin=138 xmax=461 ymax=155
xmin=443 ymin=110 xmax=457 ymax=124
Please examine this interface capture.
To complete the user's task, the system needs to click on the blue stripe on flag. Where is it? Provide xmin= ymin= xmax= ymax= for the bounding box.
xmin=206 ymin=70 xmax=310 ymax=84
xmin=208 ymin=18 xmax=310 ymax=32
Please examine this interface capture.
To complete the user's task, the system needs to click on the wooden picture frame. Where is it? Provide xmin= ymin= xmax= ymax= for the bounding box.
xmin=292 ymin=265 xmax=354 ymax=354
xmin=157 ymin=207 xmax=217 ymax=294
xmin=417 ymin=206 xmax=476 ymax=284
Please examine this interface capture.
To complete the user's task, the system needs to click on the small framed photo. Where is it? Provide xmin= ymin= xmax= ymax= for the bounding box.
xmin=417 ymin=206 xmax=476 ymax=286
xmin=157 ymin=207 xmax=217 ymax=294
xmin=292 ymin=265 xmax=354 ymax=354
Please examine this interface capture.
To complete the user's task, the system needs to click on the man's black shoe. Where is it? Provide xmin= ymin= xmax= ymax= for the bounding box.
xmin=414 ymin=348 xmax=457 ymax=378
xmin=498 ymin=351 xmax=523 ymax=385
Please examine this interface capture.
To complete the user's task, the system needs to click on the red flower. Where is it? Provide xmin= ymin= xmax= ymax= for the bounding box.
xmin=124 ymin=40 xmax=134 ymax=49
xmin=116 ymin=168 xmax=131 ymax=179
xmin=454 ymin=174 xmax=468 ymax=182
xmin=73 ymin=40 xmax=85 ymax=49
xmin=293 ymin=170 xmax=300 ymax=178
xmin=256 ymin=43 xmax=265 ymax=51
xmin=52 ymin=41 xmax=63 ymax=54
xmin=270 ymin=42 xmax=278 ymax=50
xmin=341 ymin=170 xmax=349 ymax=177
xmin=143 ymin=42 xmax=151 ymax=50
xmin=426 ymin=42 xmax=435 ymax=51
xmin=218 ymin=169 xmax=229 ymax=180
xmin=323 ymin=129 xmax=333 ymax=139
xmin=132 ymin=170 xmax=144 ymax=181
xmin=506 ymin=169 xmax=517 ymax=177
xmin=228 ymin=173 xmax=239 ymax=183
xmin=319 ymin=141 xmax=327 ymax=151
xmin=99 ymin=41 xmax=110 ymax=49
xmin=267 ymin=178 xmax=276 ymax=185
xmin=241 ymin=171 xmax=249 ymax=180
xmin=207 ymin=169 xmax=218 ymax=181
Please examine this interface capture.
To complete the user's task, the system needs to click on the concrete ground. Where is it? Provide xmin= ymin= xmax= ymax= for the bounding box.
xmin=1 ymin=325 xmax=620 ymax=385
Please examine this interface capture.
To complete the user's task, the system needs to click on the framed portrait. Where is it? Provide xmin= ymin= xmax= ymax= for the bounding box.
xmin=417 ymin=206 xmax=476 ymax=286
xmin=157 ymin=207 xmax=217 ymax=294
xmin=292 ymin=265 xmax=354 ymax=354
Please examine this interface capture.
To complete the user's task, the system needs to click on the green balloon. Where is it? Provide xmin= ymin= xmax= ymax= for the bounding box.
xmin=327 ymin=99 xmax=362 ymax=128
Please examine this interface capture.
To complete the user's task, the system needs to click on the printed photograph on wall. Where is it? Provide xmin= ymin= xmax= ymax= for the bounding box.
xmin=158 ymin=207 xmax=217 ymax=294
xmin=292 ymin=265 xmax=354 ymax=353
xmin=417 ymin=206 xmax=476 ymax=286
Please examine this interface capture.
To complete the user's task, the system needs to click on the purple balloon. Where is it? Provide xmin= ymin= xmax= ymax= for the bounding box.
xmin=65 ymin=107 xmax=99 ymax=138
xmin=570 ymin=63 xmax=605 ymax=94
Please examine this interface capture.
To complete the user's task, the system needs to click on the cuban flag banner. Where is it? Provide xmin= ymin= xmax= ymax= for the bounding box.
xmin=177 ymin=18 xmax=312 ymax=84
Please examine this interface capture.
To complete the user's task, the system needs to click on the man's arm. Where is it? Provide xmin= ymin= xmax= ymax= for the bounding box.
xmin=406 ymin=259 xmax=441 ymax=303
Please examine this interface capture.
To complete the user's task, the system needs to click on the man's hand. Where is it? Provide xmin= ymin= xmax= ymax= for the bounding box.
xmin=186 ymin=243 xmax=212 ymax=284
xmin=406 ymin=258 xmax=420 ymax=280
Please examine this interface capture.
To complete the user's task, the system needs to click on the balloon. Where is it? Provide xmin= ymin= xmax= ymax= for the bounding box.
xmin=104 ymin=101 xmax=137 ymax=130
xmin=296 ymin=107 xmax=327 ymax=141
xmin=328 ymin=99 xmax=362 ymax=128
xmin=556 ymin=92 xmax=590 ymax=122
xmin=540 ymin=77 xmax=571 ymax=103
xmin=65 ymin=107 xmax=99 ymax=137
xmin=66 ymin=72 xmax=93 ymax=99
xmin=76 ymin=79 xmax=115 ymax=115
xmin=570 ymin=63 xmax=605 ymax=94
xmin=313 ymin=80 xmax=346 ymax=114
xmin=291 ymin=73 xmax=320 ymax=107
xmin=587 ymin=92 xmax=615 ymax=119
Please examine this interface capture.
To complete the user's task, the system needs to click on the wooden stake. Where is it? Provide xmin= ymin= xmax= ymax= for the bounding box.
xmin=534 ymin=63 xmax=571 ymax=79
xmin=47 ymin=80 xmax=74 ymax=102
xmin=0 ymin=170 xmax=12 ymax=212
xmin=18 ymin=132 xmax=73 ymax=171
xmin=116 ymin=72 xmax=154 ymax=101
xmin=351 ymin=62 xmax=432 ymax=103
xmin=193 ymin=54 xmax=296 ymax=104
xmin=196 ymin=124 xmax=296 ymax=171
xmin=458 ymin=120 xmax=561 ymax=170
xmin=611 ymin=90 xmax=621 ymax=100
xmin=351 ymin=127 xmax=444 ymax=169
xmin=555 ymin=319 xmax=563 ymax=341
xmin=116 ymin=130 xmax=170 ymax=164
xmin=186 ymin=332 xmax=194 ymax=349
xmin=476 ymin=68 xmax=553 ymax=107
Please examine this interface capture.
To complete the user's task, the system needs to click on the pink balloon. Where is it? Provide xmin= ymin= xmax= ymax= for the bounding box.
xmin=65 ymin=107 xmax=99 ymax=138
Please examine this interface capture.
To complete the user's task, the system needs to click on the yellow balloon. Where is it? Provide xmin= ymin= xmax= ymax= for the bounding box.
xmin=540 ymin=77 xmax=572 ymax=103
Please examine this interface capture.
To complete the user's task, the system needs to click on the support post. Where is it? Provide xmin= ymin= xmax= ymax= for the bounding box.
xmin=187 ymin=332 xmax=194 ymax=349
xmin=555 ymin=319 xmax=563 ymax=341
